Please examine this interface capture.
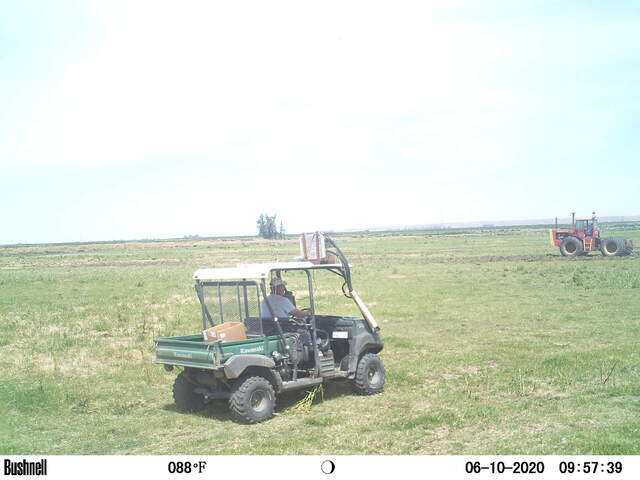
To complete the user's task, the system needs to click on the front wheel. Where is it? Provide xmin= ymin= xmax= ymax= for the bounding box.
xmin=559 ymin=236 xmax=583 ymax=257
xmin=353 ymin=353 xmax=385 ymax=395
xmin=229 ymin=376 xmax=275 ymax=424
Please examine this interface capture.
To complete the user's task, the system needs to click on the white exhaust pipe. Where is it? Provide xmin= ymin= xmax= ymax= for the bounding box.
xmin=351 ymin=290 xmax=380 ymax=331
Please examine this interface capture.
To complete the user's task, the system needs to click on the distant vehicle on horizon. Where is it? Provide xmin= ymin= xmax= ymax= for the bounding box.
xmin=549 ymin=212 xmax=633 ymax=257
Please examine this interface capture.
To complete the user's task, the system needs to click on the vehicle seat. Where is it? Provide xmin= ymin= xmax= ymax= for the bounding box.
xmin=244 ymin=317 xmax=264 ymax=338
xmin=244 ymin=317 xmax=281 ymax=337
xmin=284 ymin=289 xmax=296 ymax=307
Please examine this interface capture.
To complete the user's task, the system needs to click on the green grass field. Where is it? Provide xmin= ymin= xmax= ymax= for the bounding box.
xmin=1 ymin=224 xmax=639 ymax=455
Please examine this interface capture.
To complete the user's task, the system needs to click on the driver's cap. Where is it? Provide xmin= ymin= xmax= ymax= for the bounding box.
xmin=271 ymin=278 xmax=287 ymax=287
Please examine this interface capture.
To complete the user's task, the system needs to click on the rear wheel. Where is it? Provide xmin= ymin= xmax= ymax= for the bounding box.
xmin=173 ymin=371 xmax=206 ymax=412
xmin=353 ymin=353 xmax=385 ymax=395
xmin=559 ymin=237 xmax=583 ymax=257
xmin=229 ymin=376 xmax=275 ymax=424
xmin=601 ymin=237 xmax=629 ymax=257
xmin=623 ymin=241 xmax=634 ymax=255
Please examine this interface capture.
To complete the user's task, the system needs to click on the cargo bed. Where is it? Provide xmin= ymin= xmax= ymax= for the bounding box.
xmin=154 ymin=333 xmax=294 ymax=370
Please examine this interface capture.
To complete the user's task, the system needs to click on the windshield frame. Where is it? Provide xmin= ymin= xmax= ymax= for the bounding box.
xmin=195 ymin=280 xmax=261 ymax=329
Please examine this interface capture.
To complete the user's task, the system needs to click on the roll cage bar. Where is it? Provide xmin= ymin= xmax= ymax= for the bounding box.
xmin=193 ymin=233 xmax=378 ymax=337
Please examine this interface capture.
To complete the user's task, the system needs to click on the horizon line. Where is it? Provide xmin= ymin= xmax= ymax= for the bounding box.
xmin=2 ymin=214 xmax=639 ymax=248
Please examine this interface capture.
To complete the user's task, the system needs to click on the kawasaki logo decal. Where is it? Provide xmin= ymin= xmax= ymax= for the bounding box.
xmin=240 ymin=346 xmax=264 ymax=354
xmin=173 ymin=352 xmax=193 ymax=359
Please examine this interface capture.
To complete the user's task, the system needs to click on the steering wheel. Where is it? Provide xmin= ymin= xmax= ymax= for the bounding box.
xmin=289 ymin=309 xmax=313 ymax=322
xmin=288 ymin=314 xmax=309 ymax=326
xmin=287 ymin=314 xmax=330 ymax=350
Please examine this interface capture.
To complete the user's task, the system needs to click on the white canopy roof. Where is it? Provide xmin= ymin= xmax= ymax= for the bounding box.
xmin=193 ymin=262 xmax=344 ymax=281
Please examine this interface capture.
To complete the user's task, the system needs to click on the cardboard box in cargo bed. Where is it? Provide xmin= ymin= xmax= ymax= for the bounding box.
xmin=203 ymin=322 xmax=246 ymax=343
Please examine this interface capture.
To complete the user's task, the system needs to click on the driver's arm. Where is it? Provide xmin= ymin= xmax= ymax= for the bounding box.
xmin=289 ymin=307 xmax=310 ymax=318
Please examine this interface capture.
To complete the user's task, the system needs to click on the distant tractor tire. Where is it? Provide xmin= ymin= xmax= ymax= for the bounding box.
xmin=173 ymin=371 xmax=206 ymax=412
xmin=559 ymin=236 xmax=583 ymax=257
xmin=353 ymin=353 xmax=386 ymax=395
xmin=229 ymin=376 xmax=275 ymax=424
xmin=601 ymin=236 xmax=630 ymax=257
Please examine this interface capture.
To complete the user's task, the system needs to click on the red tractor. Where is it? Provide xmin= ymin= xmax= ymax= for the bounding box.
xmin=550 ymin=212 xmax=633 ymax=257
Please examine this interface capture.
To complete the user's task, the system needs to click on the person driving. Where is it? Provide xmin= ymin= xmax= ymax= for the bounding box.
xmin=585 ymin=221 xmax=594 ymax=236
xmin=260 ymin=278 xmax=308 ymax=318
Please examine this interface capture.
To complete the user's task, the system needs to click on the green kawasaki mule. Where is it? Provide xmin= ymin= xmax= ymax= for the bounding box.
xmin=154 ymin=235 xmax=385 ymax=423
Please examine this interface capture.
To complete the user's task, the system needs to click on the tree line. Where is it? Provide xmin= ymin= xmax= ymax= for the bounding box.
xmin=256 ymin=213 xmax=285 ymax=239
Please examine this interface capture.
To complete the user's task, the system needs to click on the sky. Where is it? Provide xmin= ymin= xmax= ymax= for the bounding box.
xmin=1 ymin=0 xmax=639 ymax=244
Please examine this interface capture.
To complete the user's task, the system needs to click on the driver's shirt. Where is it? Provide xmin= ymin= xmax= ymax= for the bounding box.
xmin=260 ymin=294 xmax=295 ymax=318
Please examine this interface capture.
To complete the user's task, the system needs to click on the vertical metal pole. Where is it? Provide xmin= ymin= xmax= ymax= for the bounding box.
xmin=301 ymin=234 xmax=308 ymax=260
xmin=242 ymin=284 xmax=249 ymax=318
xmin=195 ymin=282 xmax=213 ymax=328
xmin=260 ymin=280 xmax=286 ymax=350
xmin=259 ymin=280 xmax=273 ymax=338
xmin=217 ymin=283 xmax=224 ymax=323
xmin=255 ymin=284 xmax=261 ymax=325
xmin=306 ymin=270 xmax=319 ymax=377
xmin=236 ymin=283 xmax=242 ymax=321
xmin=306 ymin=270 xmax=315 ymax=315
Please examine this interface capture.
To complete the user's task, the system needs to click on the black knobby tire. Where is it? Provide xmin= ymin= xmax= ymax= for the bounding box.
xmin=620 ymin=237 xmax=633 ymax=256
xmin=353 ymin=353 xmax=385 ymax=395
xmin=229 ymin=376 xmax=276 ymax=424
xmin=601 ymin=236 xmax=630 ymax=257
xmin=173 ymin=371 xmax=206 ymax=412
xmin=559 ymin=236 xmax=583 ymax=257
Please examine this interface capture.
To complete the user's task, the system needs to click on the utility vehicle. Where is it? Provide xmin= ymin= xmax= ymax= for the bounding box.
xmin=154 ymin=235 xmax=384 ymax=423
xmin=550 ymin=212 xmax=633 ymax=257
